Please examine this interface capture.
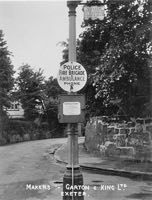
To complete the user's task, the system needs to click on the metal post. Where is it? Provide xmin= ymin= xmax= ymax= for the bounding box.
xmin=63 ymin=1 xmax=84 ymax=200
xmin=68 ymin=0 xmax=77 ymax=62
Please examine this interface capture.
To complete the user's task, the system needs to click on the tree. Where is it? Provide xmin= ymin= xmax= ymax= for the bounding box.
xmin=16 ymin=64 xmax=45 ymax=120
xmin=0 ymin=30 xmax=14 ymax=139
xmin=0 ymin=30 xmax=14 ymax=111
xmin=45 ymin=76 xmax=63 ymax=99
xmin=44 ymin=76 xmax=65 ymax=137
xmin=61 ymin=0 xmax=152 ymax=117
xmin=92 ymin=0 xmax=152 ymax=117
xmin=58 ymin=40 xmax=69 ymax=66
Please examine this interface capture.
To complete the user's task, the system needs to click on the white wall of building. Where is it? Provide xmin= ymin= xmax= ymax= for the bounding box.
xmin=7 ymin=102 xmax=24 ymax=119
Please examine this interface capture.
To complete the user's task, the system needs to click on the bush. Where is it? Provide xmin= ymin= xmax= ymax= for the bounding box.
xmin=0 ymin=117 xmax=60 ymax=145
xmin=6 ymin=120 xmax=33 ymax=136
xmin=1 ymin=119 xmax=41 ymax=144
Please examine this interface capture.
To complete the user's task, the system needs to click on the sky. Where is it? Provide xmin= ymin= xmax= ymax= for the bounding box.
xmin=0 ymin=0 xmax=84 ymax=79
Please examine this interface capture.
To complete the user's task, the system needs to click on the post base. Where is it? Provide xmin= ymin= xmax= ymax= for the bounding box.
xmin=62 ymin=167 xmax=84 ymax=200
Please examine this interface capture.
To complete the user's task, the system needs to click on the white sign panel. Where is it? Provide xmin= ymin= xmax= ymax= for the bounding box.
xmin=63 ymin=102 xmax=81 ymax=115
xmin=83 ymin=5 xmax=105 ymax=20
xmin=57 ymin=61 xmax=87 ymax=92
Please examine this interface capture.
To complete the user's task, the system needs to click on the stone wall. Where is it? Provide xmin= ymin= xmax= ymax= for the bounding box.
xmin=85 ymin=117 xmax=152 ymax=161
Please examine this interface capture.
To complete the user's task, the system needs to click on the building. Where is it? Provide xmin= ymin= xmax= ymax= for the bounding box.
xmin=6 ymin=101 xmax=24 ymax=119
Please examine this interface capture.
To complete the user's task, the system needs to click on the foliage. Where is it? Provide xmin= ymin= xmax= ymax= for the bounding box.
xmin=92 ymin=0 xmax=152 ymax=117
xmin=0 ymin=30 xmax=14 ymax=110
xmin=45 ymin=76 xmax=63 ymax=99
xmin=16 ymin=64 xmax=45 ymax=120
xmin=0 ymin=30 xmax=14 ymax=139
xmin=44 ymin=76 xmax=65 ymax=137
xmin=58 ymin=40 xmax=69 ymax=66
xmin=1 ymin=119 xmax=51 ymax=145
xmin=6 ymin=120 xmax=33 ymax=136
xmin=15 ymin=69 xmax=65 ymax=138
xmin=61 ymin=0 xmax=152 ymax=117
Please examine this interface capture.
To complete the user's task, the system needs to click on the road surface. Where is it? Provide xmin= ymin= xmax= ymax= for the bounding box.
xmin=0 ymin=138 xmax=152 ymax=200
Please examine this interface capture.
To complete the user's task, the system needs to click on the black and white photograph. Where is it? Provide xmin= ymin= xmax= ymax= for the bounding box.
xmin=0 ymin=0 xmax=152 ymax=199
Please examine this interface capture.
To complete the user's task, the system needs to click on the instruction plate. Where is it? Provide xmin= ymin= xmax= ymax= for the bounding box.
xmin=63 ymin=102 xmax=81 ymax=115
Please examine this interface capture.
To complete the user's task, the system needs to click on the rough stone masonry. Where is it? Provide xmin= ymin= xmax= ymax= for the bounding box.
xmin=85 ymin=117 xmax=152 ymax=162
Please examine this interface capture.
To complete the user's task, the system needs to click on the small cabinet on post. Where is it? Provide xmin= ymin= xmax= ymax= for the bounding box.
xmin=58 ymin=94 xmax=85 ymax=123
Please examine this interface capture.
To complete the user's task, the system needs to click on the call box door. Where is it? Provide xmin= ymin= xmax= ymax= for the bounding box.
xmin=58 ymin=94 xmax=85 ymax=123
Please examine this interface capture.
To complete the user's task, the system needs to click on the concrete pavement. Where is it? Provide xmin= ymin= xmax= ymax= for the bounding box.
xmin=54 ymin=137 xmax=152 ymax=180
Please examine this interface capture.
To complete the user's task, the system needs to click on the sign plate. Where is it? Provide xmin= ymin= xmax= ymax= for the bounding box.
xmin=84 ymin=5 xmax=105 ymax=20
xmin=57 ymin=61 xmax=87 ymax=92
xmin=63 ymin=102 xmax=80 ymax=115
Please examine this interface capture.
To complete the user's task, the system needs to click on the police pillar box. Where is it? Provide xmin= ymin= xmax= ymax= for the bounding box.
xmin=57 ymin=61 xmax=87 ymax=200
